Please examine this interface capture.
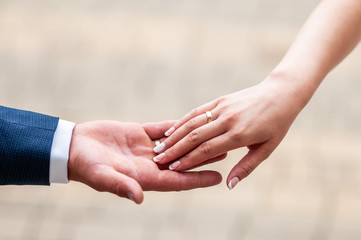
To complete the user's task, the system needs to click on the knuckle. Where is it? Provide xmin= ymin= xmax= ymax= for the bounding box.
xmin=229 ymin=130 xmax=244 ymax=143
xmin=216 ymin=96 xmax=226 ymax=104
xmin=178 ymin=154 xmax=194 ymax=171
xmin=187 ymin=130 xmax=200 ymax=143
xmin=199 ymin=142 xmax=212 ymax=156
xmin=190 ymin=108 xmax=199 ymax=116
xmin=185 ymin=118 xmax=198 ymax=131
xmin=238 ymin=164 xmax=254 ymax=178
xmin=217 ymin=96 xmax=230 ymax=109
xmin=166 ymin=134 xmax=177 ymax=146
xmin=224 ymin=112 xmax=238 ymax=123
xmin=177 ymin=174 xmax=184 ymax=191
xmin=181 ymin=153 xmax=191 ymax=164
xmin=112 ymin=182 xmax=124 ymax=196
xmin=167 ymin=146 xmax=177 ymax=158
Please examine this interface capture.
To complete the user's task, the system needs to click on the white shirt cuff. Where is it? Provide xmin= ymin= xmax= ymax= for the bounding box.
xmin=49 ymin=119 xmax=75 ymax=184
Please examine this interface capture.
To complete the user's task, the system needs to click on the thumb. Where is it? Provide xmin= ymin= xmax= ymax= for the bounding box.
xmin=88 ymin=165 xmax=144 ymax=204
xmin=227 ymin=143 xmax=272 ymax=190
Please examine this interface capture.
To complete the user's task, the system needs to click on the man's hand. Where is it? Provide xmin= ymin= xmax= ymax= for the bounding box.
xmin=67 ymin=120 xmax=223 ymax=204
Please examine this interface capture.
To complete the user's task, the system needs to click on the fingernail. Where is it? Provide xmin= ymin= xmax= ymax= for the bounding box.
xmin=153 ymin=142 xmax=166 ymax=153
xmin=165 ymin=127 xmax=175 ymax=137
xmin=153 ymin=153 xmax=165 ymax=162
xmin=127 ymin=192 xmax=135 ymax=202
xmin=169 ymin=161 xmax=181 ymax=171
xmin=228 ymin=177 xmax=240 ymax=190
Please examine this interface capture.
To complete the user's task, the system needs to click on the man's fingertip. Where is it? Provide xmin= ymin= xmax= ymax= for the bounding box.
xmin=216 ymin=173 xmax=223 ymax=184
xmin=127 ymin=192 xmax=135 ymax=202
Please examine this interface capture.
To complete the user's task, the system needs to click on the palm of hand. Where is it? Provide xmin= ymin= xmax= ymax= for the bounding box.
xmin=68 ymin=120 xmax=221 ymax=203
xmin=69 ymin=121 xmax=166 ymax=190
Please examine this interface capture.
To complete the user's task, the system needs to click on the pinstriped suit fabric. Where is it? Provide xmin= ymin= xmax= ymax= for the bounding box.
xmin=0 ymin=106 xmax=59 ymax=185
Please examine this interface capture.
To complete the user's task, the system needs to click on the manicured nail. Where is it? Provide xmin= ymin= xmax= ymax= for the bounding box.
xmin=228 ymin=177 xmax=240 ymax=190
xmin=153 ymin=153 xmax=165 ymax=162
xmin=153 ymin=142 xmax=166 ymax=153
xmin=169 ymin=161 xmax=181 ymax=171
xmin=165 ymin=127 xmax=175 ymax=137
xmin=127 ymin=192 xmax=135 ymax=202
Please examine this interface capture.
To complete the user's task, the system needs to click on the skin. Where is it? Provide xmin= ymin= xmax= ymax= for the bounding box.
xmin=68 ymin=120 xmax=223 ymax=204
xmin=153 ymin=0 xmax=361 ymax=189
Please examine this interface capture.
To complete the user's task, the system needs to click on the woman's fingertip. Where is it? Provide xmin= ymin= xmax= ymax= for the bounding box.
xmin=169 ymin=161 xmax=181 ymax=171
xmin=153 ymin=153 xmax=165 ymax=163
xmin=164 ymin=127 xmax=175 ymax=137
xmin=227 ymin=177 xmax=240 ymax=190
xmin=153 ymin=142 xmax=166 ymax=153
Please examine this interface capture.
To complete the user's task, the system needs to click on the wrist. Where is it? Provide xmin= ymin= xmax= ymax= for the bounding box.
xmin=263 ymin=66 xmax=323 ymax=112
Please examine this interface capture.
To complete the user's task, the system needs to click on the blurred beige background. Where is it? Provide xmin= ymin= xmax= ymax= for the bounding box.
xmin=1 ymin=0 xmax=361 ymax=239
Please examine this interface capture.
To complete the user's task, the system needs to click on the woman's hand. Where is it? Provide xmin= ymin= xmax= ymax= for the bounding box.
xmin=153 ymin=75 xmax=307 ymax=190
xmin=152 ymin=0 xmax=361 ymax=190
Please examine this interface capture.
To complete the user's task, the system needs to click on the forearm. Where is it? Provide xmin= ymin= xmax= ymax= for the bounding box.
xmin=155 ymin=0 xmax=361 ymax=187
xmin=267 ymin=0 xmax=361 ymax=108
xmin=0 ymin=106 xmax=59 ymax=185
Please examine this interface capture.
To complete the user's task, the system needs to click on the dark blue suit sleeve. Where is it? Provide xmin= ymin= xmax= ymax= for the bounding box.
xmin=0 ymin=106 xmax=59 ymax=185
